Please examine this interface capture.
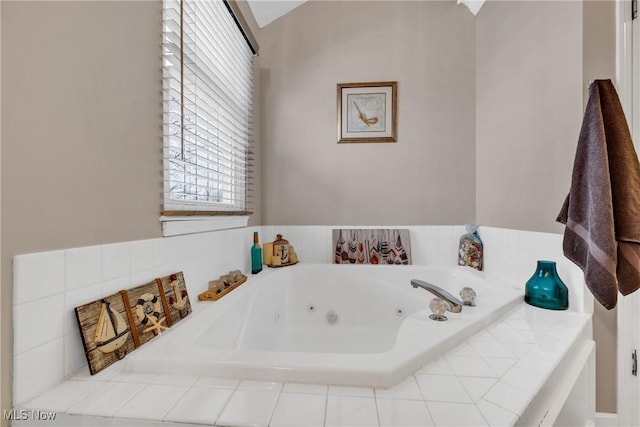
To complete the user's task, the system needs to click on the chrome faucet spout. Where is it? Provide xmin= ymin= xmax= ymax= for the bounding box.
xmin=410 ymin=279 xmax=463 ymax=313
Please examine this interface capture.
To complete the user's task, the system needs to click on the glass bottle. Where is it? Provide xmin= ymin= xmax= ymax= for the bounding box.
xmin=525 ymin=260 xmax=569 ymax=310
xmin=251 ymin=232 xmax=262 ymax=274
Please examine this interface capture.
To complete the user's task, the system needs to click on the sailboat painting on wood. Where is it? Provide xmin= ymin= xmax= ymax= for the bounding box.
xmin=75 ymin=293 xmax=136 ymax=375
xmin=332 ymin=229 xmax=412 ymax=265
xmin=94 ymin=300 xmax=130 ymax=354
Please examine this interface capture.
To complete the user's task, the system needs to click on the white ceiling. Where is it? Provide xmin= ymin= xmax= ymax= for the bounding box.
xmin=247 ymin=0 xmax=486 ymax=29
xmin=247 ymin=0 xmax=308 ymax=28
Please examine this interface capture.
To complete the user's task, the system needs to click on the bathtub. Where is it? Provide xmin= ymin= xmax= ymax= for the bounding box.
xmin=123 ymin=264 xmax=523 ymax=387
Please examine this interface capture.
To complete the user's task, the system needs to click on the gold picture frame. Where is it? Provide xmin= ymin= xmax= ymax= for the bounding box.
xmin=337 ymin=81 xmax=397 ymax=143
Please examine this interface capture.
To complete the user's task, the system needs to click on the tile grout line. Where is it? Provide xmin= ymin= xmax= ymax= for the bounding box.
xmin=159 ymin=383 xmax=192 ymax=423
xmin=372 ymin=389 xmax=381 ymax=427
xmin=270 ymin=383 xmax=285 ymax=427
xmin=213 ymin=379 xmax=242 ymax=427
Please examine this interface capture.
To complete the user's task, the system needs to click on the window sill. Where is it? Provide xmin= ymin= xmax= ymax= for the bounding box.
xmin=160 ymin=215 xmax=249 ymax=237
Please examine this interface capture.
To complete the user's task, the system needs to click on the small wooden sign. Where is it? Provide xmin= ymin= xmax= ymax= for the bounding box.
xmin=74 ymin=271 xmax=191 ymax=375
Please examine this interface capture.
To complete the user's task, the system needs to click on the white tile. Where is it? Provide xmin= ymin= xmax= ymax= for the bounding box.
xmin=238 ymin=380 xmax=282 ymax=392
xmin=375 ymin=376 xmax=423 ymax=400
xmin=152 ymin=238 xmax=174 ymax=269
xmin=64 ymin=332 xmax=88 ymax=377
xmin=416 ymin=357 xmax=454 ymax=375
xmin=506 ymin=342 xmax=537 ymax=358
xmin=130 ymin=269 xmax=155 ymax=287
xmin=328 ymin=385 xmax=375 ymax=398
xmin=153 ymin=373 xmax=198 ymax=387
xmin=489 ymin=327 xmax=535 ymax=343
xmin=483 ymin=357 xmax=518 ymax=377
xmin=500 ymin=366 xmax=546 ymax=394
xmin=447 ymin=342 xmax=479 ymax=358
xmin=130 ymin=239 xmax=153 ymax=273
xmin=23 ymin=380 xmax=101 ymax=411
xmin=376 ymin=398 xmax=433 ymax=427
xmin=194 ymin=376 xmax=239 ymax=389
xmin=216 ymin=390 xmax=279 ymax=427
xmin=445 ymin=356 xmax=499 ymax=378
xmin=100 ymin=276 xmax=129 ymax=297
xmin=14 ymin=294 xmax=65 ymax=355
xmin=14 ymin=338 xmax=64 ymax=405
xmin=270 ymin=392 xmax=326 ymax=427
xmin=282 ymin=382 xmax=328 ymax=395
xmin=112 ymin=372 xmax=158 ymax=384
xmin=468 ymin=339 xmax=517 ymax=359
xmin=70 ymin=363 xmax=122 ymax=382
xmin=65 ymin=246 xmax=102 ymax=290
xmin=458 ymin=377 xmax=497 ymax=402
xmin=476 ymin=399 xmax=519 ymax=426
xmin=14 ymin=250 xmax=65 ymax=305
xmin=484 ymin=381 xmax=533 ymax=416
xmin=514 ymin=355 xmax=554 ymax=376
xmin=68 ymin=381 xmax=145 ymax=417
xmin=102 ymin=242 xmax=130 ymax=281
xmin=164 ymin=386 xmax=233 ymax=424
xmin=63 ymin=282 xmax=101 ymax=335
xmin=325 ymin=395 xmax=379 ymax=427
xmin=426 ymin=402 xmax=488 ymax=426
xmin=415 ymin=374 xmax=472 ymax=403
xmin=116 ymin=384 xmax=189 ymax=421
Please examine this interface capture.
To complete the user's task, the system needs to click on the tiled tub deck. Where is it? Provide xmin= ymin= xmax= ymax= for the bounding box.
xmin=15 ymin=303 xmax=593 ymax=427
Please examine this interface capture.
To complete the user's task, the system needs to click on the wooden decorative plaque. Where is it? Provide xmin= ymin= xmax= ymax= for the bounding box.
xmin=74 ymin=271 xmax=192 ymax=375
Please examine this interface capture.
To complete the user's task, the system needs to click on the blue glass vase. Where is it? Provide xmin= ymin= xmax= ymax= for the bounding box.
xmin=524 ymin=260 xmax=569 ymax=310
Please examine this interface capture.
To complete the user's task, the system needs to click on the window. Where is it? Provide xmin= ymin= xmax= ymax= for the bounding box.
xmin=162 ymin=0 xmax=257 ymax=232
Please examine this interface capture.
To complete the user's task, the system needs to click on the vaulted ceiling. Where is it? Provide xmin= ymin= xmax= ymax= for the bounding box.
xmin=247 ymin=0 xmax=485 ymax=29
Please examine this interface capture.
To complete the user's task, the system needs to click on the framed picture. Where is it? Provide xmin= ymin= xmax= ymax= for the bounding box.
xmin=337 ymin=81 xmax=397 ymax=143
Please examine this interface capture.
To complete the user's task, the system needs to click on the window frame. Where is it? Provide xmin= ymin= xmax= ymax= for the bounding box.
xmin=161 ymin=0 xmax=258 ymax=235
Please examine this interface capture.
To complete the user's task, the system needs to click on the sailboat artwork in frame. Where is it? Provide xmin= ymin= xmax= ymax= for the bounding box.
xmin=75 ymin=292 xmax=136 ymax=375
xmin=337 ymin=81 xmax=397 ymax=143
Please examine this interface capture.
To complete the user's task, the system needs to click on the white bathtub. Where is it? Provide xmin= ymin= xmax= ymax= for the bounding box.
xmin=123 ymin=264 xmax=523 ymax=387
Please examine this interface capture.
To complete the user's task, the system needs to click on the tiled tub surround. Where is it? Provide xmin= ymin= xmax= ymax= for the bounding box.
xmin=12 ymin=225 xmax=594 ymax=426
xmin=16 ymin=305 xmax=593 ymax=427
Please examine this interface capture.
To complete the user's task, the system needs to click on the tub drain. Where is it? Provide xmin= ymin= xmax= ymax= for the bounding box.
xmin=326 ymin=310 xmax=338 ymax=325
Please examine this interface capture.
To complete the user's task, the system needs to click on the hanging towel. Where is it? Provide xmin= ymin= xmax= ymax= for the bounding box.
xmin=557 ymin=79 xmax=640 ymax=309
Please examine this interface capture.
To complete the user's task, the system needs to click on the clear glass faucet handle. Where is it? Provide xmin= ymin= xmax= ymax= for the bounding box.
xmin=429 ymin=298 xmax=448 ymax=321
xmin=460 ymin=287 xmax=477 ymax=306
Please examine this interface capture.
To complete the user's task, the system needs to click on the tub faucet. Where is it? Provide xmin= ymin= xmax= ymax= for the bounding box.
xmin=410 ymin=279 xmax=463 ymax=313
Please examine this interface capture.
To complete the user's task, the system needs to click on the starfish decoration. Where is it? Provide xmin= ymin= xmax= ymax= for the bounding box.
xmin=143 ymin=315 xmax=168 ymax=335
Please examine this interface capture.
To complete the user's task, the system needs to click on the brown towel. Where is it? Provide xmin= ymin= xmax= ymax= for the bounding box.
xmin=557 ymin=79 xmax=640 ymax=309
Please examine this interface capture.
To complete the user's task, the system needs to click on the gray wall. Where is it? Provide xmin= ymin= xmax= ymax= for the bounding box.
xmin=583 ymin=0 xmax=617 ymax=414
xmin=476 ymin=0 xmax=617 ymax=413
xmin=475 ymin=1 xmax=583 ymax=234
xmin=0 ymin=1 xmax=260 ymax=421
xmin=259 ymin=1 xmax=477 ymax=226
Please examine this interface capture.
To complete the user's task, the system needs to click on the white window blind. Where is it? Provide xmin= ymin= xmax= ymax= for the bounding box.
xmin=163 ymin=0 xmax=255 ymax=216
